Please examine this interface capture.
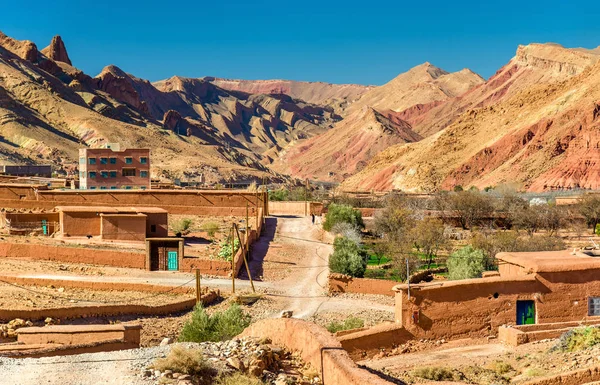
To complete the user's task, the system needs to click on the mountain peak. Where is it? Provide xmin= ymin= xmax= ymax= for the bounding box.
xmin=41 ymin=35 xmax=71 ymax=65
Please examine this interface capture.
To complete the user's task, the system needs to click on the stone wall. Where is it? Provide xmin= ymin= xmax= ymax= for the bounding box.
xmin=240 ymin=318 xmax=393 ymax=385
xmin=268 ymin=201 xmax=323 ymax=216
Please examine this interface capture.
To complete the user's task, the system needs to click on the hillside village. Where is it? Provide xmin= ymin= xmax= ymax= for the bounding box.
xmin=1 ymin=20 xmax=600 ymax=385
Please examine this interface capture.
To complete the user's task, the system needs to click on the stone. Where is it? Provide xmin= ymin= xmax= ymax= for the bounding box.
xmin=141 ymin=369 xmax=152 ymax=377
xmin=154 ymin=370 xmax=161 ymax=377
xmin=227 ymin=357 xmax=244 ymax=371
xmin=281 ymin=310 xmax=293 ymax=318
xmin=178 ymin=375 xmax=192 ymax=380
xmin=249 ymin=365 xmax=263 ymax=377
xmin=160 ymin=337 xmax=172 ymax=346
xmin=8 ymin=319 xmax=26 ymax=329
xmin=57 ymin=287 xmax=65 ymax=293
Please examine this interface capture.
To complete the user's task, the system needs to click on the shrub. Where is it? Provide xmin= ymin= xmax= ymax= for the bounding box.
xmin=552 ymin=326 xmax=600 ymax=352
xmin=172 ymin=218 xmax=193 ymax=234
xmin=179 ymin=304 xmax=251 ymax=343
xmin=201 ymin=222 xmax=220 ymax=238
xmin=596 ymin=224 xmax=600 ymax=236
xmin=323 ymin=204 xmax=364 ymax=231
xmin=269 ymin=188 xmax=289 ymax=201
xmin=151 ymin=346 xmax=213 ymax=377
xmin=331 ymin=222 xmax=362 ymax=245
xmin=326 ymin=317 xmax=364 ymax=333
xmin=447 ymin=245 xmax=486 ymax=280
xmin=216 ymin=373 xmax=264 ymax=385
xmin=218 ymin=238 xmax=240 ymax=261
xmin=412 ymin=367 xmax=460 ymax=381
xmin=488 ymin=360 xmax=513 ymax=375
xmin=329 ymin=236 xmax=368 ymax=277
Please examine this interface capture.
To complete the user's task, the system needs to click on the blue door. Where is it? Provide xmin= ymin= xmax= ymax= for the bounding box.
xmin=167 ymin=251 xmax=178 ymax=271
xmin=42 ymin=220 xmax=48 ymax=236
xmin=516 ymin=300 xmax=535 ymax=325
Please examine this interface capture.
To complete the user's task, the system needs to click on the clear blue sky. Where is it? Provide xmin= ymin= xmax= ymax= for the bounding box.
xmin=3 ymin=0 xmax=599 ymax=85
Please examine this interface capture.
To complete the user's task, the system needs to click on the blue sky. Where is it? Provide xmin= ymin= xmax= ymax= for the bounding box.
xmin=3 ymin=0 xmax=600 ymax=85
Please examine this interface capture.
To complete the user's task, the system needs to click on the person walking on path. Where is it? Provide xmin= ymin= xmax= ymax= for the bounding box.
xmin=311 ymin=213 xmax=315 ymax=225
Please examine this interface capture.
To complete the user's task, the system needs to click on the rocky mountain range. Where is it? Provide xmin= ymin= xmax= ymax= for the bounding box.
xmin=1 ymin=30 xmax=599 ymax=191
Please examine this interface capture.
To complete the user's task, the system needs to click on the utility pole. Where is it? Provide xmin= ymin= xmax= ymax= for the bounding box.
xmin=235 ymin=223 xmax=255 ymax=293
xmin=246 ymin=202 xmax=249 ymax=231
xmin=406 ymin=258 xmax=410 ymax=300
xmin=305 ymin=178 xmax=309 ymax=216
xmin=195 ymin=269 xmax=201 ymax=305
xmin=231 ymin=226 xmax=235 ymax=294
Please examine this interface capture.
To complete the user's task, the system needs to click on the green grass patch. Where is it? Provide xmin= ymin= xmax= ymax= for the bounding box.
xmin=367 ymin=254 xmax=391 ymax=265
xmin=179 ymin=304 xmax=251 ymax=343
xmin=552 ymin=326 xmax=600 ymax=352
xmin=412 ymin=367 xmax=460 ymax=382
xmin=326 ymin=317 xmax=364 ymax=333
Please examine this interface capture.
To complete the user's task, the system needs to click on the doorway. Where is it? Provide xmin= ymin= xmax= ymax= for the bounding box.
xmin=167 ymin=251 xmax=178 ymax=271
xmin=516 ymin=300 xmax=536 ymax=325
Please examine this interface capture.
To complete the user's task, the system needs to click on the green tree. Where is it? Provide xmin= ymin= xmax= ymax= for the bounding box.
xmin=447 ymin=245 xmax=486 ymax=280
xmin=323 ymin=204 xmax=364 ymax=231
xmin=329 ymin=236 xmax=368 ymax=277
xmin=578 ymin=194 xmax=600 ymax=234
xmin=411 ymin=218 xmax=447 ymax=268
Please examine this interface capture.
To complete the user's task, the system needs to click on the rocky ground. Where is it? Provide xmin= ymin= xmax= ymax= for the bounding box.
xmin=0 ymin=338 xmax=321 ymax=385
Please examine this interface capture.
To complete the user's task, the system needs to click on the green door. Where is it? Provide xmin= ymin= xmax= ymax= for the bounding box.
xmin=167 ymin=251 xmax=178 ymax=271
xmin=42 ymin=220 xmax=48 ymax=236
xmin=516 ymin=300 xmax=535 ymax=325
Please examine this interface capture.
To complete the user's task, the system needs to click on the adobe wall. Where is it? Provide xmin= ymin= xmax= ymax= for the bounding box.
xmin=60 ymin=211 xmax=101 ymax=237
xmin=523 ymin=366 xmax=600 ymax=385
xmin=3 ymin=212 xmax=60 ymax=225
xmin=395 ymin=270 xmax=600 ymax=341
xmin=268 ymin=202 xmax=323 ymax=216
xmin=145 ymin=212 xmax=168 ymax=237
xmin=0 ymin=242 xmax=145 ymax=269
xmin=328 ymin=274 xmax=396 ymax=297
xmin=100 ymin=214 xmax=146 ymax=241
xmin=337 ymin=323 xmax=414 ymax=360
xmin=0 ymin=186 xmax=268 ymax=216
xmin=240 ymin=318 xmax=393 ymax=385
xmin=17 ymin=324 xmax=141 ymax=346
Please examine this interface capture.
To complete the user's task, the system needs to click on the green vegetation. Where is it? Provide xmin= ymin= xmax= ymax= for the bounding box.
xmin=446 ymin=245 xmax=486 ymax=280
xmin=172 ymin=218 xmax=193 ymax=234
xmin=596 ymin=223 xmax=600 ymax=236
xmin=179 ymin=304 xmax=251 ymax=343
xmin=218 ymin=238 xmax=241 ymax=261
xmin=552 ymin=326 xmax=600 ymax=352
xmin=268 ymin=188 xmax=289 ymax=201
xmin=151 ymin=346 xmax=213 ymax=377
xmin=268 ymin=187 xmax=312 ymax=201
xmin=329 ymin=236 xmax=368 ymax=277
xmin=201 ymin=222 xmax=220 ymax=238
xmin=326 ymin=317 xmax=364 ymax=333
xmin=367 ymin=254 xmax=391 ymax=266
xmin=412 ymin=367 xmax=459 ymax=381
xmin=487 ymin=360 xmax=514 ymax=375
xmin=323 ymin=204 xmax=364 ymax=231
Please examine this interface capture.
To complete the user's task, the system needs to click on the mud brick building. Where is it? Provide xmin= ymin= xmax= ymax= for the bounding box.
xmin=79 ymin=146 xmax=150 ymax=190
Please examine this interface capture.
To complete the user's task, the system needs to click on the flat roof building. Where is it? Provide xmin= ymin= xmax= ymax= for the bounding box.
xmin=79 ymin=146 xmax=150 ymax=190
xmin=0 ymin=165 xmax=52 ymax=178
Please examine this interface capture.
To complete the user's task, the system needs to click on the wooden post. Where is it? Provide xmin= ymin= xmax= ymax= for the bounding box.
xmin=195 ymin=269 xmax=201 ymax=305
xmin=246 ymin=202 xmax=249 ymax=231
xmin=235 ymin=223 xmax=255 ymax=293
xmin=256 ymin=191 xmax=259 ymax=231
xmin=231 ymin=226 xmax=235 ymax=294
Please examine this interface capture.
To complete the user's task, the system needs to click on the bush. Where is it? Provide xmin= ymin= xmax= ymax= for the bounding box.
xmin=552 ymin=326 xmax=600 ymax=352
xmin=326 ymin=317 xmax=364 ymax=333
xmin=412 ymin=367 xmax=460 ymax=381
xmin=201 ymin=222 xmax=220 ymax=238
xmin=268 ymin=188 xmax=289 ymax=201
xmin=488 ymin=360 xmax=513 ymax=375
xmin=329 ymin=236 xmax=368 ymax=277
xmin=216 ymin=373 xmax=264 ymax=385
xmin=179 ymin=304 xmax=251 ymax=343
xmin=596 ymin=224 xmax=600 ymax=236
xmin=151 ymin=346 xmax=213 ymax=377
xmin=323 ymin=204 xmax=364 ymax=231
xmin=331 ymin=222 xmax=362 ymax=245
xmin=447 ymin=245 xmax=486 ymax=280
xmin=218 ymin=238 xmax=240 ymax=261
xmin=173 ymin=218 xmax=193 ymax=234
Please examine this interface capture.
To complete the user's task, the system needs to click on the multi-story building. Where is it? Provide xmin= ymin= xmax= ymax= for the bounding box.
xmin=78 ymin=145 xmax=150 ymax=190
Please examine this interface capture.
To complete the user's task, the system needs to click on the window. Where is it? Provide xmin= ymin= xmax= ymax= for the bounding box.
xmin=101 ymin=171 xmax=109 ymax=178
xmin=89 ymin=171 xmax=97 ymax=178
xmin=589 ymin=297 xmax=600 ymax=316
xmin=140 ymin=157 xmax=148 ymax=164
xmin=110 ymin=171 xmax=117 ymax=178
xmin=110 ymin=158 xmax=117 ymax=164
xmin=125 ymin=157 xmax=133 ymax=164
xmin=100 ymin=186 xmax=107 ymax=190
xmin=89 ymin=186 xmax=96 ymax=190
xmin=122 ymin=168 xmax=136 ymax=177
xmin=100 ymin=157 xmax=108 ymax=165
xmin=141 ymin=186 xmax=147 ymax=190
xmin=79 ymin=157 xmax=85 ymax=164
xmin=140 ymin=170 xmax=148 ymax=178
xmin=110 ymin=186 xmax=117 ymax=190
xmin=125 ymin=186 xmax=132 ymax=190
xmin=88 ymin=158 xmax=96 ymax=165
xmin=79 ymin=171 xmax=85 ymax=179
xmin=150 ymin=224 xmax=156 ymax=233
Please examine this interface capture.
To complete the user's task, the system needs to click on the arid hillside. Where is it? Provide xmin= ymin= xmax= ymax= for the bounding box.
xmin=0 ymin=31 xmax=341 ymax=183
xmin=205 ymin=77 xmax=372 ymax=114
xmin=271 ymin=107 xmax=421 ymax=182
xmin=341 ymin=43 xmax=600 ymax=192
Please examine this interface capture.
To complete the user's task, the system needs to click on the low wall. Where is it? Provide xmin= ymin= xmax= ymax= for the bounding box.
xmin=268 ymin=201 xmax=323 ymax=216
xmin=328 ymin=274 xmax=396 ymax=297
xmin=523 ymin=366 xmax=600 ymax=385
xmin=337 ymin=323 xmax=413 ymax=360
xmin=0 ymin=241 xmax=145 ymax=269
xmin=17 ymin=324 xmax=141 ymax=346
xmin=240 ymin=318 xmax=393 ymax=385
xmin=0 ymin=339 xmax=138 ymax=358
xmin=499 ymin=319 xmax=600 ymax=346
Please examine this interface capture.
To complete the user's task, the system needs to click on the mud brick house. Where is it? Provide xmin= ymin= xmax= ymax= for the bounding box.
xmin=57 ymin=206 xmax=168 ymax=242
xmin=393 ymin=249 xmax=600 ymax=340
xmin=79 ymin=145 xmax=150 ymax=190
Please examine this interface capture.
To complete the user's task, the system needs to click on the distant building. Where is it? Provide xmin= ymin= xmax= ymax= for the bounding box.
xmin=79 ymin=145 xmax=150 ymax=190
xmin=0 ymin=165 xmax=52 ymax=178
